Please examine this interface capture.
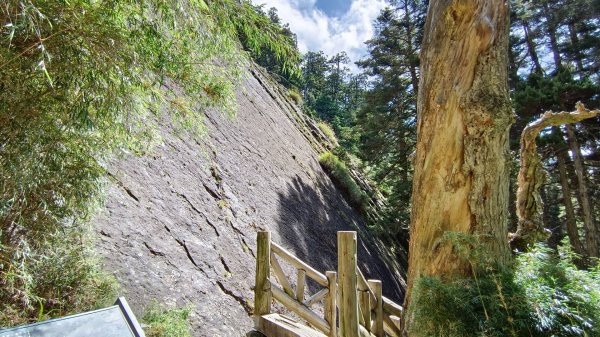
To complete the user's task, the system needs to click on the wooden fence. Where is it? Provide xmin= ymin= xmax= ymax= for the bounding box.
xmin=254 ymin=231 xmax=403 ymax=337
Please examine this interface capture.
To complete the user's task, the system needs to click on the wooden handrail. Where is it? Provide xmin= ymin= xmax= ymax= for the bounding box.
xmin=254 ymin=231 xmax=404 ymax=337
xmin=358 ymin=268 xmax=403 ymax=318
xmin=271 ymin=242 xmax=328 ymax=287
xmin=383 ymin=296 xmax=403 ymax=317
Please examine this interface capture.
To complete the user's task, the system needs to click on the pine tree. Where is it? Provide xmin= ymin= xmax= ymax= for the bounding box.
xmin=355 ymin=1 xmax=427 ymax=241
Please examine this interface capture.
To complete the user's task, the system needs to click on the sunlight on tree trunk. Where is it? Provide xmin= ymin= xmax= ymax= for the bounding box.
xmin=403 ymin=1 xmax=512 ymax=334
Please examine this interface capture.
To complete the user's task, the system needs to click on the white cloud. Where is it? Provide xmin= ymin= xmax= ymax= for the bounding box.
xmin=253 ymin=0 xmax=386 ymax=71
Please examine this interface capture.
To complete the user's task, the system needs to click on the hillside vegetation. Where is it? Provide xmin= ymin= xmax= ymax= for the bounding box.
xmin=0 ymin=0 xmax=300 ymax=326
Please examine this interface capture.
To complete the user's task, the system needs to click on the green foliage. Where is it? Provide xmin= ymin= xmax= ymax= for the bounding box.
xmin=318 ymin=152 xmax=367 ymax=211
xmin=0 ymin=0 xmax=270 ymax=325
xmin=354 ymin=2 xmax=426 ymax=244
xmin=317 ymin=121 xmax=339 ymax=147
xmin=211 ymin=1 xmax=302 ymax=86
xmin=300 ymin=51 xmax=365 ymax=152
xmin=288 ymin=88 xmax=303 ymax=105
xmin=515 ymin=242 xmax=600 ymax=336
xmin=409 ymin=239 xmax=600 ymax=337
xmin=142 ymin=303 xmax=193 ymax=337
xmin=0 ymin=227 xmax=119 ymax=326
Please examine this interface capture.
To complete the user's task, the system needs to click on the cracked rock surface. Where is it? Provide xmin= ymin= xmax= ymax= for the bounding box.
xmin=93 ymin=66 xmax=407 ymax=337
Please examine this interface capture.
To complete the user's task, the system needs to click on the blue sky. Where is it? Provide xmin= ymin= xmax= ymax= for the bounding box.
xmin=315 ymin=0 xmax=352 ymax=17
xmin=252 ymin=0 xmax=387 ymax=71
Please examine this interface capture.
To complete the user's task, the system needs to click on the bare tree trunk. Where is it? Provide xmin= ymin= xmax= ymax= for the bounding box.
xmin=565 ymin=124 xmax=599 ymax=257
xmin=403 ymin=1 xmax=512 ymax=334
xmin=553 ymin=128 xmax=586 ymax=255
xmin=510 ymin=107 xmax=598 ymax=250
xmin=567 ymin=21 xmax=585 ymax=75
xmin=522 ymin=20 xmax=543 ymax=74
xmin=543 ymin=1 xmax=563 ymax=69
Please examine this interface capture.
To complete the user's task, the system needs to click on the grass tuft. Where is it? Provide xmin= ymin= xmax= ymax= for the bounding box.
xmin=143 ymin=303 xmax=194 ymax=337
xmin=317 ymin=122 xmax=339 ymax=147
xmin=288 ymin=88 xmax=303 ymax=105
xmin=318 ymin=152 xmax=367 ymax=211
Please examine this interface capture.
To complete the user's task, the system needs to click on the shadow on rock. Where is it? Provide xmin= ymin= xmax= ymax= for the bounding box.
xmin=275 ymin=174 xmax=405 ymax=301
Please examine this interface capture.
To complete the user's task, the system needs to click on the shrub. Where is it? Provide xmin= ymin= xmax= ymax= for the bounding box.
xmin=0 ymin=0 xmax=297 ymax=325
xmin=288 ymin=88 xmax=303 ymax=105
xmin=318 ymin=152 xmax=367 ymax=211
xmin=143 ymin=303 xmax=193 ymax=337
xmin=0 ymin=227 xmax=118 ymax=327
xmin=408 ymin=239 xmax=600 ymax=337
xmin=317 ymin=122 xmax=339 ymax=147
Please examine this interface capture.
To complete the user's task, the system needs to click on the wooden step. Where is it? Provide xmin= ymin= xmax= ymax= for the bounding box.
xmin=256 ymin=313 xmax=327 ymax=337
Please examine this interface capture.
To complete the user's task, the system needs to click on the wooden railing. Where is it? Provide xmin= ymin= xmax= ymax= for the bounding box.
xmin=254 ymin=231 xmax=403 ymax=337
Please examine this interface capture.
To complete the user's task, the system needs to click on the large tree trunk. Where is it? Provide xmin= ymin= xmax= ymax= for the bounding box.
xmin=403 ymin=1 xmax=512 ymax=334
xmin=565 ymin=124 xmax=599 ymax=257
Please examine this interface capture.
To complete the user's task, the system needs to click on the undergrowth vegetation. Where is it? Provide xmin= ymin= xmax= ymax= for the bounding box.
xmin=0 ymin=0 xmax=300 ymax=326
xmin=409 ymin=237 xmax=600 ymax=337
xmin=142 ymin=303 xmax=193 ymax=337
xmin=318 ymin=152 xmax=368 ymax=211
xmin=317 ymin=122 xmax=339 ymax=147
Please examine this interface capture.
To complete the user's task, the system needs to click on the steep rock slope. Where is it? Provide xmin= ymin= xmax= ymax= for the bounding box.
xmin=93 ymin=66 xmax=406 ymax=336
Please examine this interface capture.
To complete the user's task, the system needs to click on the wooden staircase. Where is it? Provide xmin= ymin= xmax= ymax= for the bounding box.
xmin=253 ymin=231 xmax=403 ymax=337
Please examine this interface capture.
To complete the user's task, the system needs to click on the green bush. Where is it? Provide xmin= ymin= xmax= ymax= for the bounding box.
xmin=143 ymin=304 xmax=193 ymax=337
xmin=0 ymin=227 xmax=118 ymax=327
xmin=318 ymin=152 xmax=367 ymax=211
xmin=288 ymin=88 xmax=303 ymax=105
xmin=317 ymin=122 xmax=339 ymax=147
xmin=0 ymin=0 xmax=299 ymax=326
xmin=409 ymin=239 xmax=600 ymax=337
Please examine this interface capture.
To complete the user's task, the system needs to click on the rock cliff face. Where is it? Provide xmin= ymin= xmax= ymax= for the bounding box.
xmin=93 ymin=66 xmax=406 ymax=336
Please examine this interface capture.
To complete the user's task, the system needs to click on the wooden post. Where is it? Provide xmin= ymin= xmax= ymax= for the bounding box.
xmin=297 ymin=269 xmax=306 ymax=302
xmin=359 ymin=289 xmax=371 ymax=332
xmin=338 ymin=231 xmax=359 ymax=337
xmin=255 ymin=231 xmax=271 ymax=324
xmin=325 ymin=271 xmax=337 ymax=337
xmin=368 ymin=280 xmax=383 ymax=337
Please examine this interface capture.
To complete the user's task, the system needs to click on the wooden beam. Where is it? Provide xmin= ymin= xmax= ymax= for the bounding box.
xmin=257 ymin=313 xmax=327 ymax=337
xmin=305 ymin=288 xmax=328 ymax=308
xmin=382 ymin=297 xmax=403 ymax=317
xmin=297 ymin=269 xmax=306 ymax=302
xmin=338 ymin=231 xmax=359 ymax=337
xmin=255 ymin=231 xmax=272 ymax=322
xmin=359 ymin=289 xmax=371 ymax=332
xmin=271 ymin=252 xmax=294 ymax=297
xmin=325 ymin=271 xmax=337 ymax=337
xmin=272 ymin=284 xmax=330 ymax=334
xmin=357 ymin=268 xmax=376 ymax=307
xmin=271 ymin=242 xmax=328 ymax=286
xmin=383 ymin=313 xmax=402 ymax=337
xmin=368 ymin=280 xmax=383 ymax=337
xmin=358 ymin=268 xmax=404 ymax=318
xmin=389 ymin=315 xmax=401 ymax=331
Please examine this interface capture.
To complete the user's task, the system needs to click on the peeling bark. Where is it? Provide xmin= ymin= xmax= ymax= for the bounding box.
xmin=404 ymin=1 xmax=512 ymax=334
xmin=510 ymin=103 xmax=598 ymax=251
